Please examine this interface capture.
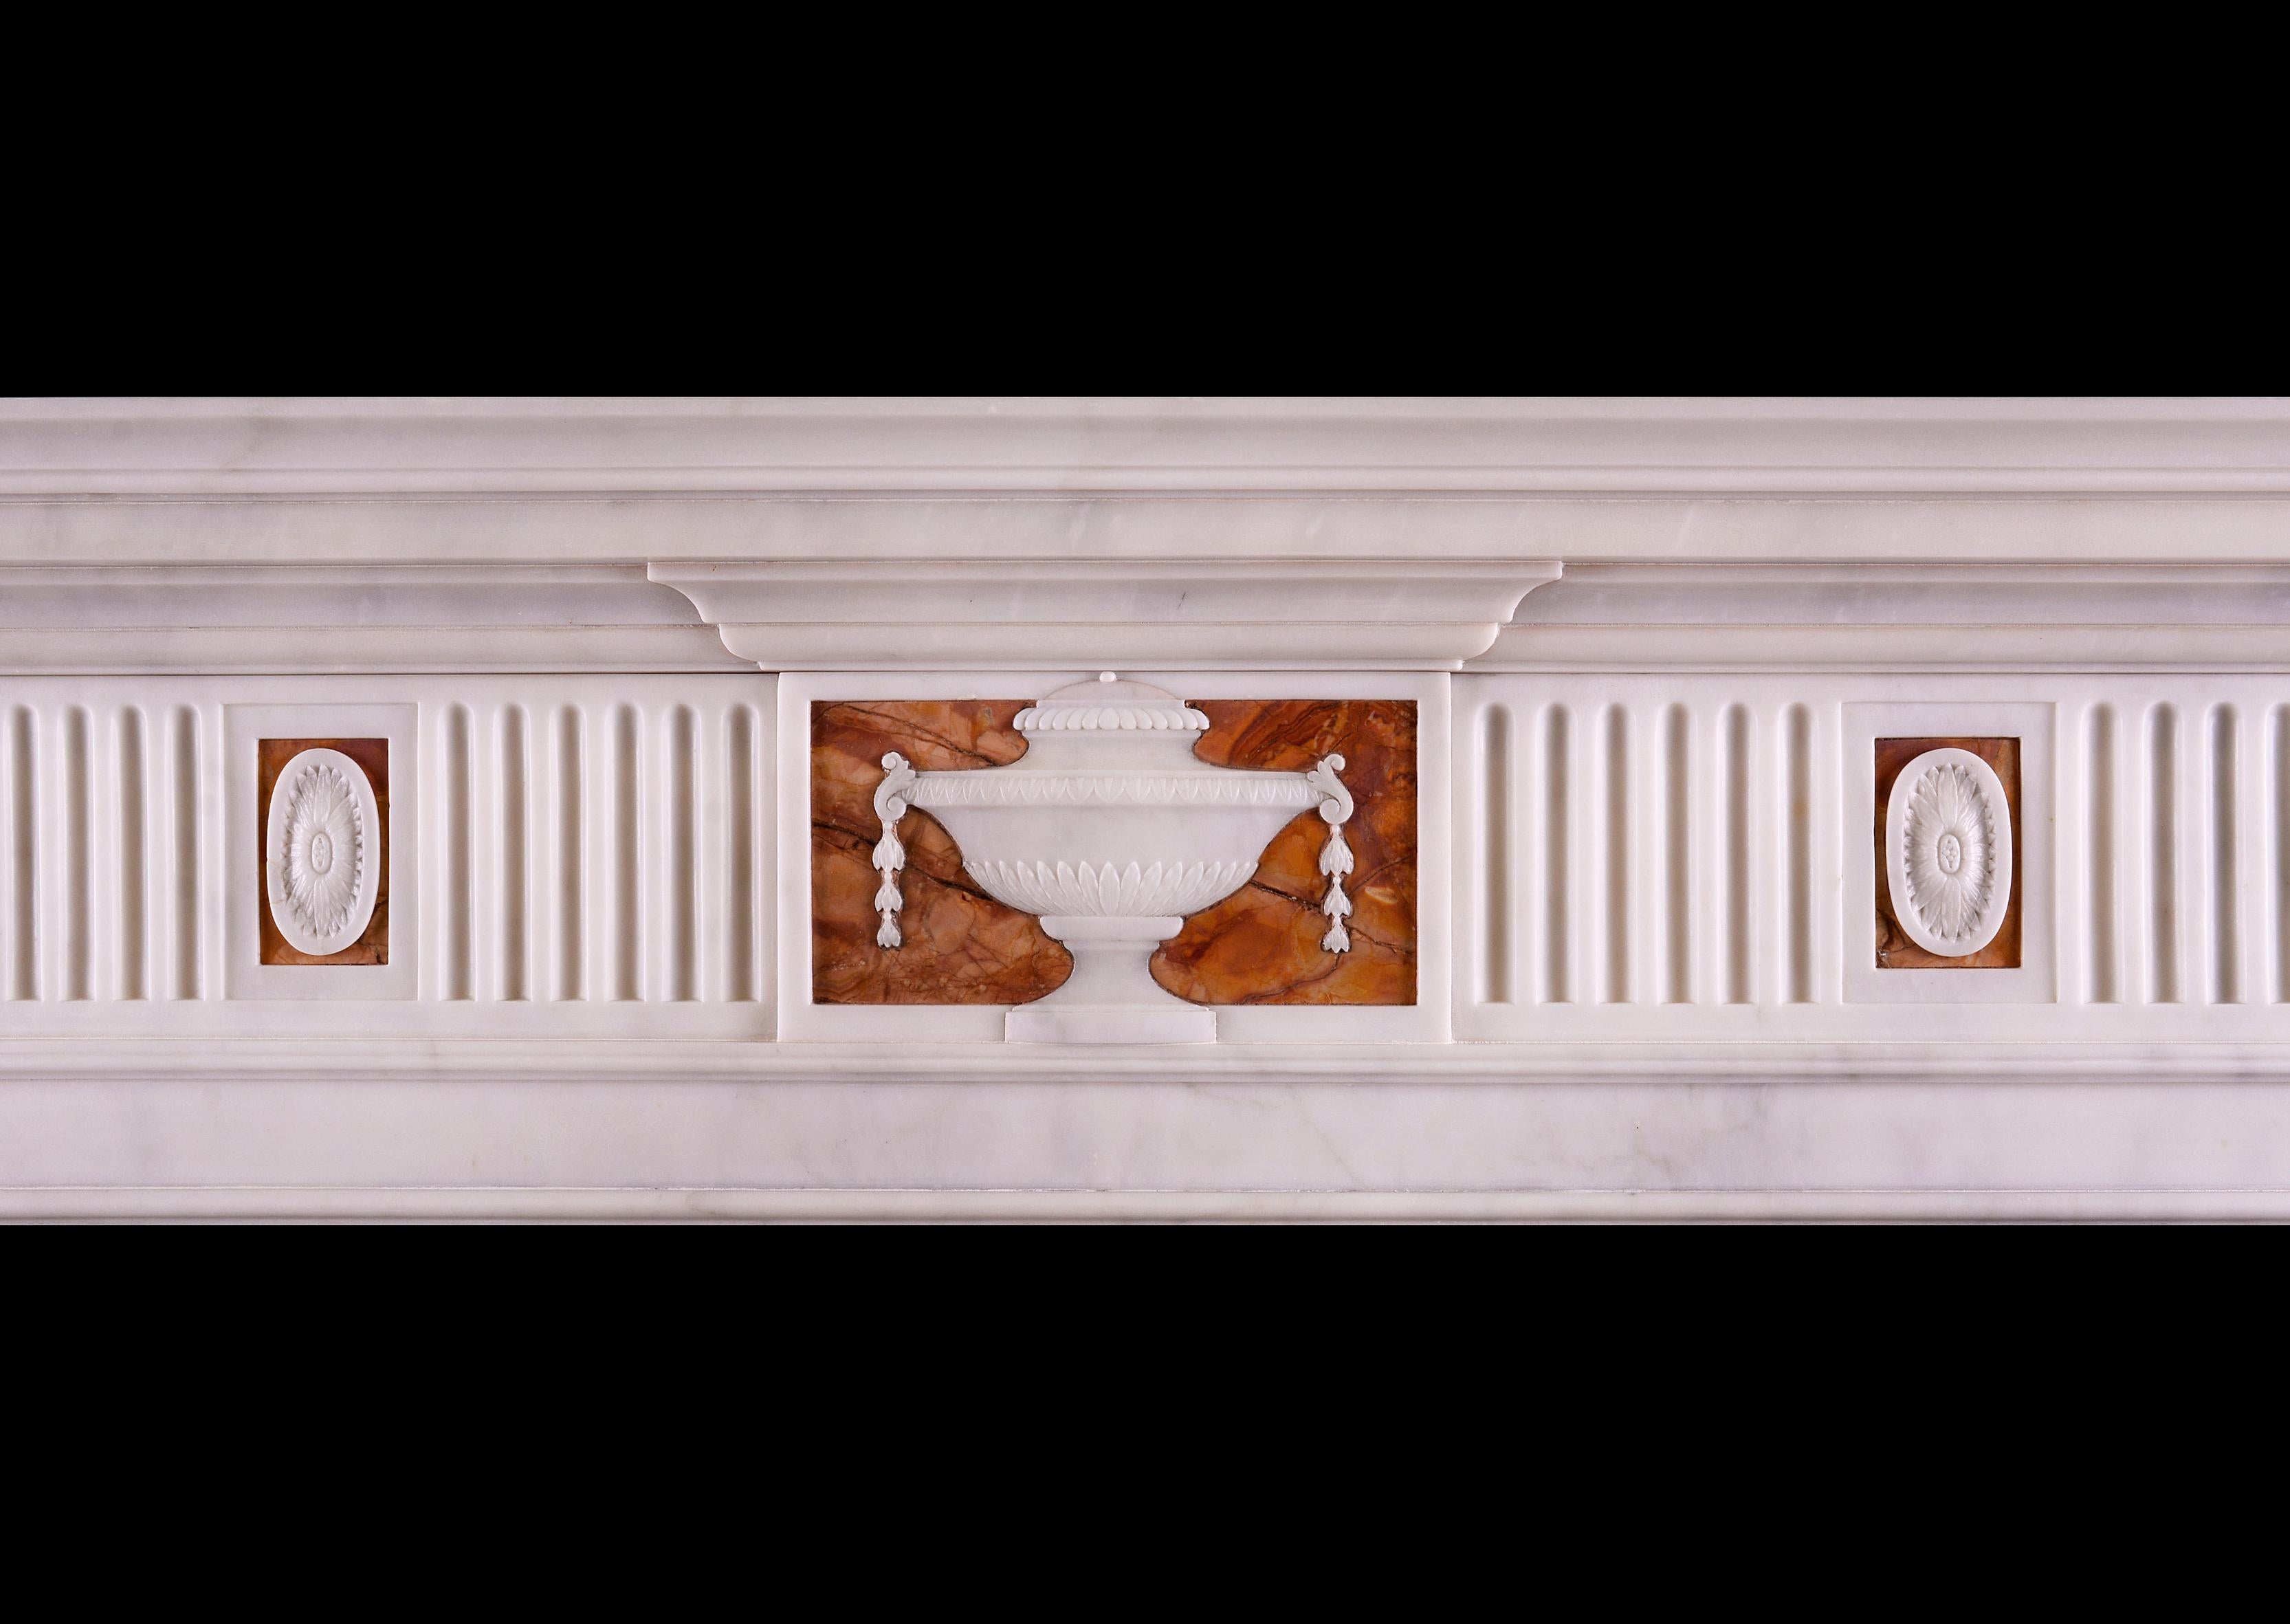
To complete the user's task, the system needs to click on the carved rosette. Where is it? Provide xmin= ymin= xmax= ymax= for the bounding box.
xmin=1884 ymin=747 xmax=2012 ymax=958
xmin=265 ymin=747 xmax=382 ymax=956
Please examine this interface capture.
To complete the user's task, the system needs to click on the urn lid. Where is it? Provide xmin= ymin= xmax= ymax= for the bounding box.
xmin=1014 ymin=672 xmax=1210 ymax=734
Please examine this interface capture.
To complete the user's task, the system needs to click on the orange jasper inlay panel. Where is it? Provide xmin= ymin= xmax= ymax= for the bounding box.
xmin=1153 ymin=700 xmax=1416 ymax=1006
xmin=810 ymin=698 xmax=1418 ymax=1006
xmin=812 ymin=701 xmax=1070 ymax=1005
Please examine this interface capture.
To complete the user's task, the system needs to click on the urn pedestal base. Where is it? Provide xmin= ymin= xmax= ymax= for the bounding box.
xmin=1006 ymin=916 xmax=1213 ymax=1044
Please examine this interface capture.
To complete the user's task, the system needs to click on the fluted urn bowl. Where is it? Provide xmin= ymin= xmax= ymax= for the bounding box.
xmin=907 ymin=674 xmax=1318 ymax=1043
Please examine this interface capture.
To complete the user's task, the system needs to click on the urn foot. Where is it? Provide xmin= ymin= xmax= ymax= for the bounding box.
xmin=1006 ymin=915 xmax=1213 ymax=1044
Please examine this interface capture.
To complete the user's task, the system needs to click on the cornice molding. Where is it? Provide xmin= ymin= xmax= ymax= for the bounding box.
xmin=21 ymin=495 xmax=2290 ymax=568
xmin=15 ymin=398 xmax=2290 ymax=571
xmin=1475 ymin=561 xmax=2290 ymax=672
xmin=0 ymin=563 xmax=743 ymax=674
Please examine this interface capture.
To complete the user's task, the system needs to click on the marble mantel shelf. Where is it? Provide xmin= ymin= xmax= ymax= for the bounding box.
xmin=16 ymin=397 xmax=2290 ymax=566
xmin=14 ymin=395 xmax=2290 ymax=497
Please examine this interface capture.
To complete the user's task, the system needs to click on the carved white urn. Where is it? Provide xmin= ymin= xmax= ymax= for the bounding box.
xmin=870 ymin=673 xmax=1354 ymax=1043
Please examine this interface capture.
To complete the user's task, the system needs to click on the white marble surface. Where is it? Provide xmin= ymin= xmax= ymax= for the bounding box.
xmin=9 ymin=397 xmax=2290 ymax=1218
xmin=10 ymin=1070 xmax=2290 ymax=1220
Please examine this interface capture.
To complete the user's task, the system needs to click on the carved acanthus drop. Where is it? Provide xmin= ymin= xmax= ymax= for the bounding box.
xmin=1306 ymin=754 xmax=1356 ymax=952
xmin=871 ymin=751 xmax=916 ymax=948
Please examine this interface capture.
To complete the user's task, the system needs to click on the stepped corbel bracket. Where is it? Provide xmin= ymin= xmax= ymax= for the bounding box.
xmin=872 ymin=751 xmax=917 ymax=948
xmin=1306 ymin=754 xmax=1356 ymax=953
xmin=645 ymin=560 xmax=1561 ymax=671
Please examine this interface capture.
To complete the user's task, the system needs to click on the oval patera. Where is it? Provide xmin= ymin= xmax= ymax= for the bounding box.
xmin=265 ymin=747 xmax=382 ymax=957
xmin=1884 ymin=746 xmax=2012 ymax=960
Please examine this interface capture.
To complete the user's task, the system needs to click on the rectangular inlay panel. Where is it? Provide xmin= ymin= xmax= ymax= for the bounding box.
xmin=257 ymin=737 xmax=390 ymax=965
xmin=1873 ymin=735 xmax=2022 ymax=969
xmin=810 ymin=699 xmax=1417 ymax=1006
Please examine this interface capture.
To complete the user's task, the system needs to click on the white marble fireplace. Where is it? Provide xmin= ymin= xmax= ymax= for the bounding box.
xmin=7 ymin=396 xmax=2290 ymax=1220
